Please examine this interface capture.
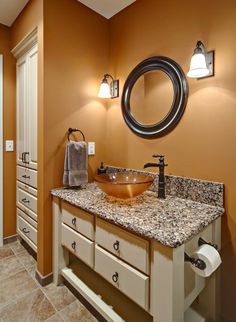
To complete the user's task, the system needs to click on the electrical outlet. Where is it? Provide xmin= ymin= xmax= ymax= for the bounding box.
xmin=5 ymin=140 xmax=14 ymax=152
xmin=88 ymin=142 xmax=95 ymax=155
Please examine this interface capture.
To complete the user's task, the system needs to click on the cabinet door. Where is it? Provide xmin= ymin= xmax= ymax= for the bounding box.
xmin=26 ymin=45 xmax=38 ymax=170
xmin=16 ymin=54 xmax=27 ymax=167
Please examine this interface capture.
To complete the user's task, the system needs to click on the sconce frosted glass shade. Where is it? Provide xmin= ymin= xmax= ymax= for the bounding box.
xmin=98 ymin=82 xmax=111 ymax=98
xmin=187 ymin=52 xmax=209 ymax=78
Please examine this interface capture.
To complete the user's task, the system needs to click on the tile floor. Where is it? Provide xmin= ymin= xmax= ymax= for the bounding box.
xmin=0 ymin=239 xmax=98 ymax=322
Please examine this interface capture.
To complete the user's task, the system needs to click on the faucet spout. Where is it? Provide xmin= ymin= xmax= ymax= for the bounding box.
xmin=143 ymin=162 xmax=158 ymax=169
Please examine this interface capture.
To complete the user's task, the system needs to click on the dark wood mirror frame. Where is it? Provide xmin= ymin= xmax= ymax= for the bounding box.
xmin=121 ymin=56 xmax=189 ymax=139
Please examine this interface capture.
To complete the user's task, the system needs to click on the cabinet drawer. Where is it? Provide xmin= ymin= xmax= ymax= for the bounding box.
xmin=17 ymin=185 xmax=37 ymax=214
xmin=17 ymin=207 xmax=37 ymax=229
xmin=16 ymin=204 xmax=37 ymax=222
xmin=17 ymin=166 xmax=37 ymax=188
xmin=17 ymin=215 xmax=37 ymax=246
xmin=61 ymin=223 xmax=94 ymax=268
xmin=96 ymin=218 xmax=149 ymax=274
xmin=17 ymin=180 xmax=37 ymax=197
xmin=62 ymin=201 xmax=94 ymax=240
xmin=95 ymin=245 xmax=149 ymax=310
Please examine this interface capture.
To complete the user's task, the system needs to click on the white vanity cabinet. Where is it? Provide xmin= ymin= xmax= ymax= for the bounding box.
xmin=96 ymin=218 xmax=149 ymax=274
xmin=13 ymin=31 xmax=38 ymax=253
xmin=53 ymin=198 xmax=221 ymax=322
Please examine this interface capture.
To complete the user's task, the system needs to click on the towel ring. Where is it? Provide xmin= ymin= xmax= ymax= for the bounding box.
xmin=67 ymin=128 xmax=86 ymax=142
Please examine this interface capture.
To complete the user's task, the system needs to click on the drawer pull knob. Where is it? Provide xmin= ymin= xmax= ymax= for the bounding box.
xmin=22 ymin=175 xmax=30 ymax=179
xmin=22 ymin=198 xmax=30 ymax=204
xmin=72 ymin=217 xmax=76 ymax=225
xmin=22 ymin=228 xmax=30 ymax=234
xmin=113 ymin=240 xmax=120 ymax=251
xmin=71 ymin=241 xmax=76 ymax=250
xmin=112 ymin=272 xmax=119 ymax=283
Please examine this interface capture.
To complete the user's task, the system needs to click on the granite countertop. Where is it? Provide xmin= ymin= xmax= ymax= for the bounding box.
xmin=51 ymin=183 xmax=224 ymax=248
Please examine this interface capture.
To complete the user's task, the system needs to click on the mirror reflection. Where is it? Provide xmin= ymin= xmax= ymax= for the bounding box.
xmin=130 ymin=70 xmax=174 ymax=125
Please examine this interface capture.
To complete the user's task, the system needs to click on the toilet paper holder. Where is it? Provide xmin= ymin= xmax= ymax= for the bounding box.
xmin=198 ymin=237 xmax=218 ymax=250
xmin=185 ymin=238 xmax=218 ymax=270
xmin=184 ymin=252 xmax=206 ymax=270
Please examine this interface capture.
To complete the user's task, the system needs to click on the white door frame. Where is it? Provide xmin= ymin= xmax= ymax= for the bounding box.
xmin=0 ymin=55 xmax=3 ymax=246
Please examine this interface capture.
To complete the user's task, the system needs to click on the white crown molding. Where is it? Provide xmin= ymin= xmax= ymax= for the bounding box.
xmin=11 ymin=27 xmax=38 ymax=58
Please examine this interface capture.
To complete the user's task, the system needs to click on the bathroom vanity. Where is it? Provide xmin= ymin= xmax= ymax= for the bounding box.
xmin=52 ymin=170 xmax=224 ymax=322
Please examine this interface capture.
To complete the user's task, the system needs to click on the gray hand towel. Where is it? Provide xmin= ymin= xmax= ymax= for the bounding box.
xmin=63 ymin=141 xmax=88 ymax=187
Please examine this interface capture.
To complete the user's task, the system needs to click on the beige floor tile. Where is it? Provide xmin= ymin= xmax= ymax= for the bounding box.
xmin=0 ymin=255 xmax=24 ymax=281
xmin=0 ymin=270 xmax=38 ymax=308
xmin=60 ymin=300 xmax=98 ymax=322
xmin=9 ymin=240 xmax=28 ymax=255
xmin=0 ymin=288 xmax=55 ymax=322
xmin=16 ymin=249 xmax=36 ymax=269
xmin=0 ymin=246 xmax=14 ymax=259
xmin=45 ymin=313 xmax=64 ymax=322
xmin=26 ymin=265 xmax=37 ymax=279
xmin=42 ymin=283 xmax=76 ymax=311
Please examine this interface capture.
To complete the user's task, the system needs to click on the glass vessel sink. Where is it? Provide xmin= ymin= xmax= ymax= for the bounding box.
xmin=94 ymin=172 xmax=154 ymax=199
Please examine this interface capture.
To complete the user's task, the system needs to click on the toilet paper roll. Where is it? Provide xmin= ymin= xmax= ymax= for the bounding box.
xmin=191 ymin=244 xmax=222 ymax=277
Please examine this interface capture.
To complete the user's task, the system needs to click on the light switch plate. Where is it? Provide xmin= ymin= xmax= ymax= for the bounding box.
xmin=88 ymin=142 xmax=95 ymax=155
xmin=5 ymin=140 xmax=14 ymax=152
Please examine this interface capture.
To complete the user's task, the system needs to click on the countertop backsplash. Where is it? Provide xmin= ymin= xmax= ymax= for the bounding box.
xmin=106 ymin=166 xmax=224 ymax=208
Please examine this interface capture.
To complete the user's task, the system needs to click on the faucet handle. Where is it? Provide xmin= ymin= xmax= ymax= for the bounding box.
xmin=152 ymin=154 xmax=168 ymax=167
xmin=152 ymin=154 xmax=164 ymax=159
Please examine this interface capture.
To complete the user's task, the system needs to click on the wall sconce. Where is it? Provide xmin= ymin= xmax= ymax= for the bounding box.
xmin=98 ymin=74 xmax=119 ymax=98
xmin=187 ymin=41 xmax=214 ymax=79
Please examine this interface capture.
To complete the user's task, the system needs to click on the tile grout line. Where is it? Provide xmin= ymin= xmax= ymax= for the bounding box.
xmin=0 ymin=272 xmax=40 ymax=315
xmin=0 ymin=242 xmax=60 ymax=321
xmin=2 ymin=242 xmax=97 ymax=322
xmin=40 ymin=284 xmax=75 ymax=322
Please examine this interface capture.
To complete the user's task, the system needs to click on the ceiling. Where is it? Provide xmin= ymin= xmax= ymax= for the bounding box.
xmin=0 ymin=0 xmax=29 ymax=27
xmin=0 ymin=0 xmax=136 ymax=27
xmin=78 ymin=0 xmax=136 ymax=19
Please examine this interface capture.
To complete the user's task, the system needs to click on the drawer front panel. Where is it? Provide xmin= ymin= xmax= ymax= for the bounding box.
xmin=61 ymin=223 xmax=94 ymax=268
xmin=95 ymin=245 xmax=149 ymax=310
xmin=17 ymin=207 xmax=37 ymax=229
xmin=17 ymin=215 xmax=37 ymax=245
xmin=16 ymin=204 xmax=37 ymax=222
xmin=17 ymin=181 xmax=37 ymax=197
xmin=17 ymin=166 xmax=37 ymax=189
xmin=17 ymin=186 xmax=37 ymax=214
xmin=96 ymin=218 xmax=149 ymax=274
xmin=62 ymin=201 xmax=94 ymax=240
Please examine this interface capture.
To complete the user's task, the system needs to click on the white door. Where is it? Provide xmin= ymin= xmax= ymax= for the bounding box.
xmin=26 ymin=44 xmax=38 ymax=170
xmin=16 ymin=54 xmax=27 ymax=167
xmin=0 ymin=55 xmax=3 ymax=246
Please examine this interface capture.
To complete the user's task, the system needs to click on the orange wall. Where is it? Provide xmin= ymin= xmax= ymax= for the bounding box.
xmin=41 ymin=0 xmax=109 ymax=275
xmin=107 ymin=0 xmax=236 ymax=320
xmin=9 ymin=0 xmax=108 ymax=275
xmin=6 ymin=0 xmax=236 ymax=319
xmin=0 ymin=24 xmax=16 ymax=237
xmin=11 ymin=0 xmax=43 ymax=49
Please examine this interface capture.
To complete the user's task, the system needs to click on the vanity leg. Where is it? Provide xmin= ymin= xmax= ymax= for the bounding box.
xmin=192 ymin=218 xmax=221 ymax=322
xmin=193 ymin=270 xmax=220 ymax=322
xmin=150 ymin=242 xmax=185 ymax=322
xmin=53 ymin=197 xmax=69 ymax=285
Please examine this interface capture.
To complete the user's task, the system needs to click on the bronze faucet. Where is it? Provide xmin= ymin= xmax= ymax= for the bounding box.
xmin=144 ymin=154 xmax=168 ymax=199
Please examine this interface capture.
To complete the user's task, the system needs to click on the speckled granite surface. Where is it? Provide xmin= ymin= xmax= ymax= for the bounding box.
xmin=51 ymin=183 xmax=224 ymax=248
xmin=107 ymin=166 xmax=224 ymax=208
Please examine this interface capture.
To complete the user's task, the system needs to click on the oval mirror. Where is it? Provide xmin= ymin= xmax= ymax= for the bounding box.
xmin=121 ymin=56 xmax=188 ymax=139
